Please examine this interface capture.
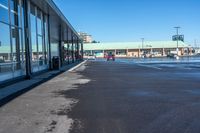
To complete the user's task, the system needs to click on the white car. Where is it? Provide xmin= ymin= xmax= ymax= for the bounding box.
xmin=87 ymin=55 xmax=96 ymax=60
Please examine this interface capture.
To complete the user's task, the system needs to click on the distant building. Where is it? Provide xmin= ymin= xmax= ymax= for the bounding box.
xmin=78 ymin=32 xmax=93 ymax=43
xmin=84 ymin=41 xmax=190 ymax=58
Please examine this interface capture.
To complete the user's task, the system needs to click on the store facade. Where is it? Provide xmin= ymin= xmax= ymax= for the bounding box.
xmin=0 ymin=0 xmax=83 ymax=84
xmin=84 ymin=41 xmax=188 ymax=58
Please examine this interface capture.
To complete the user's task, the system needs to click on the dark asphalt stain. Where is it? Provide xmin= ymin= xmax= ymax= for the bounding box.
xmin=59 ymin=61 xmax=200 ymax=133
xmin=45 ymin=120 xmax=57 ymax=133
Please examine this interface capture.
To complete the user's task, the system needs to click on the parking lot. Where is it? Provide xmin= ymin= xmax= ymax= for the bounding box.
xmin=66 ymin=58 xmax=200 ymax=133
xmin=0 ymin=57 xmax=200 ymax=133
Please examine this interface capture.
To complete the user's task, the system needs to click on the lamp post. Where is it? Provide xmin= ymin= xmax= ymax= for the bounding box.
xmin=174 ymin=26 xmax=180 ymax=56
xmin=141 ymin=38 xmax=144 ymax=50
xmin=141 ymin=38 xmax=144 ymax=58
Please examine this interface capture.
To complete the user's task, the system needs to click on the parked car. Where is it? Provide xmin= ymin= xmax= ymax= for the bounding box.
xmin=167 ymin=53 xmax=179 ymax=59
xmin=107 ymin=53 xmax=115 ymax=61
xmin=87 ymin=55 xmax=96 ymax=60
xmin=195 ymin=53 xmax=200 ymax=56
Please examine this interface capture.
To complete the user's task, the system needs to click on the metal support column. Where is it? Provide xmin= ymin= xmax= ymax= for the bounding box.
xmin=47 ymin=15 xmax=52 ymax=70
xmin=81 ymin=42 xmax=84 ymax=61
xmin=23 ymin=0 xmax=31 ymax=79
xmin=77 ymin=40 xmax=80 ymax=60
xmin=59 ymin=24 xmax=63 ymax=67
xmin=71 ymin=33 xmax=74 ymax=63
xmin=66 ymin=27 xmax=70 ymax=64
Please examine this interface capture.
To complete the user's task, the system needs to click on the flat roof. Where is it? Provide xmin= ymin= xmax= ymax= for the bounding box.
xmin=84 ymin=41 xmax=188 ymax=50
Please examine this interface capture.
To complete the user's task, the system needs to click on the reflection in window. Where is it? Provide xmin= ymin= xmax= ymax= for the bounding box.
xmin=0 ymin=22 xmax=12 ymax=73
xmin=0 ymin=0 xmax=25 ymax=82
xmin=68 ymin=43 xmax=73 ymax=62
xmin=11 ymin=26 xmax=22 ymax=70
xmin=37 ymin=9 xmax=42 ymax=35
xmin=30 ymin=5 xmax=37 ymax=62
xmin=0 ymin=0 xmax=8 ymax=6
xmin=30 ymin=4 xmax=36 ymax=33
xmin=29 ymin=3 xmax=49 ymax=72
xmin=0 ymin=0 xmax=9 ymax=23
xmin=0 ymin=22 xmax=11 ymax=62
xmin=10 ymin=0 xmax=21 ymax=26
xmin=38 ymin=36 xmax=43 ymax=66
xmin=51 ymin=42 xmax=59 ymax=57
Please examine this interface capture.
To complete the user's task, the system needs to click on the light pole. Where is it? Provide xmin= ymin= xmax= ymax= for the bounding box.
xmin=141 ymin=38 xmax=144 ymax=49
xmin=174 ymin=26 xmax=180 ymax=56
xmin=141 ymin=38 xmax=144 ymax=57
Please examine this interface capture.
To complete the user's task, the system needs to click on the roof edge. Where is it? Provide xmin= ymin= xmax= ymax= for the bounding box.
xmin=46 ymin=0 xmax=80 ymax=38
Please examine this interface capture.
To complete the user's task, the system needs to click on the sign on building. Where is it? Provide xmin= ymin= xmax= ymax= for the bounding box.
xmin=172 ymin=35 xmax=184 ymax=42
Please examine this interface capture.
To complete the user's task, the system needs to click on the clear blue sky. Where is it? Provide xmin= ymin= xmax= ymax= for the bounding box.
xmin=54 ymin=0 xmax=200 ymax=45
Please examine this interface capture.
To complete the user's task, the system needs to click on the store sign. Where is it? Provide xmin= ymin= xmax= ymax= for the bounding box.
xmin=172 ymin=35 xmax=184 ymax=42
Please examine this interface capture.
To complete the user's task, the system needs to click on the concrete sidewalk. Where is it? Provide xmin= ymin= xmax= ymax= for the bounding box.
xmin=0 ymin=60 xmax=89 ymax=133
xmin=0 ymin=61 xmax=85 ymax=107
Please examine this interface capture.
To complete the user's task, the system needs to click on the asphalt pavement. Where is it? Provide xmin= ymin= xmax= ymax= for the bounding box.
xmin=64 ymin=60 xmax=200 ymax=133
xmin=1 ymin=59 xmax=200 ymax=133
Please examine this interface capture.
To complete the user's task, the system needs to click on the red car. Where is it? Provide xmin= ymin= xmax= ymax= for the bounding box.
xmin=107 ymin=54 xmax=115 ymax=61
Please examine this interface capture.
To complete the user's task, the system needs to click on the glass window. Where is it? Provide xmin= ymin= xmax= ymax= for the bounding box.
xmin=30 ymin=4 xmax=36 ymax=33
xmin=51 ymin=42 xmax=59 ymax=57
xmin=31 ymin=33 xmax=37 ymax=61
xmin=0 ymin=0 xmax=8 ymax=6
xmin=0 ymin=0 xmax=25 ymax=82
xmin=38 ymin=36 xmax=44 ymax=66
xmin=68 ymin=43 xmax=73 ymax=62
xmin=29 ymin=3 xmax=49 ymax=72
xmin=38 ymin=36 xmax=43 ymax=55
xmin=11 ymin=26 xmax=22 ymax=70
xmin=37 ymin=9 xmax=42 ymax=35
xmin=0 ymin=0 xmax=9 ymax=23
xmin=0 ymin=22 xmax=11 ymax=62
xmin=30 ymin=5 xmax=37 ymax=62
xmin=63 ymin=44 xmax=68 ymax=62
xmin=10 ymin=0 xmax=21 ymax=27
xmin=21 ymin=1 xmax=24 ymax=28
xmin=0 ymin=22 xmax=12 ymax=73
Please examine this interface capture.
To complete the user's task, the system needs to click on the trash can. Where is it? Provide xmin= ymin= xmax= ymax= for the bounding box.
xmin=52 ymin=56 xmax=60 ymax=70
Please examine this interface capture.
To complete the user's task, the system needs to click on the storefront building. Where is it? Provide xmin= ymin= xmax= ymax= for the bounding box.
xmin=0 ymin=0 xmax=83 ymax=84
xmin=84 ymin=41 xmax=189 ymax=58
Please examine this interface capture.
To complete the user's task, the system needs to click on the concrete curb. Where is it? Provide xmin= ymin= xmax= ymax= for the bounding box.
xmin=68 ymin=60 xmax=87 ymax=72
